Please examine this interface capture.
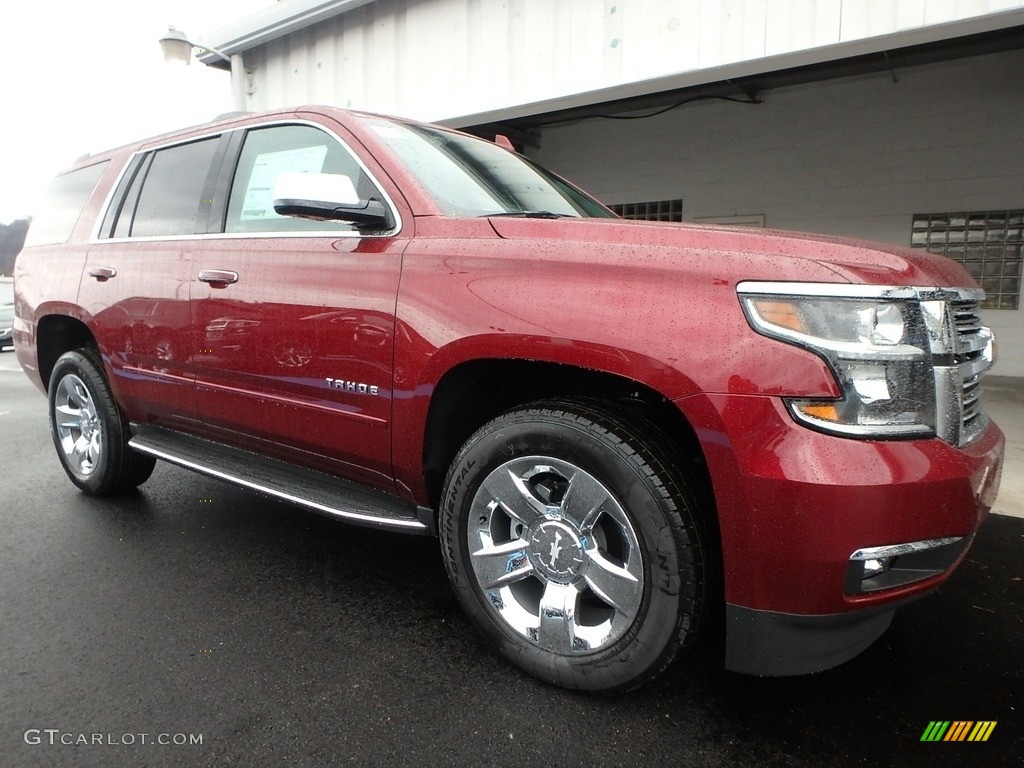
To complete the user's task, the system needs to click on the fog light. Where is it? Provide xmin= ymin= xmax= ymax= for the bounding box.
xmin=862 ymin=556 xmax=895 ymax=579
xmin=845 ymin=537 xmax=966 ymax=595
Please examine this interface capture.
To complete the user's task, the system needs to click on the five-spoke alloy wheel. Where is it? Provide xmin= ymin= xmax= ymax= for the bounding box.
xmin=53 ymin=372 xmax=104 ymax=478
xmin=441 ymin=400 xmax=709 ymax=692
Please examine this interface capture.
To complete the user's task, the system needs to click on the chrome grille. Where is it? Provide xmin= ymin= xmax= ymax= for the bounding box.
xmin=961 ymin=374 xmax=983 ymax=428
xmin=952 ymin=300 xmax=984 ymax=336
xmin=951 ymin=298 xmax=991 ymax=445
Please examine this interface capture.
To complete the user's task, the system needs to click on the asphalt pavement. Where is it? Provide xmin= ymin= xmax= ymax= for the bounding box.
xmin=0 ymin=350 xmax=1021 ymax=768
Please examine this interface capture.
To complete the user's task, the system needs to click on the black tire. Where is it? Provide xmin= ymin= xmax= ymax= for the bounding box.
xmin=440 ymin=399 xmax=709 ymax=692
xmin=48 ymin=348 xmax=156 ymax=495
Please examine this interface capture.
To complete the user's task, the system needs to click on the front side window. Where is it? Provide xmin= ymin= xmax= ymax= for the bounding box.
xmin=130 ymin=137 xmax=221 ymax=238
xmin=360 ymin=117 xmax=613 ymax=219
xmin=24 ymin=161 xmax=109 ymax=247
xmin=225 ymin=124 xmax=383 ymax=234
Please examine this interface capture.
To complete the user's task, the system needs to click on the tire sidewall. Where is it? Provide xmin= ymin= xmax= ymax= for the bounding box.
xmin=441 ymin=410 xmax=698 ymax=692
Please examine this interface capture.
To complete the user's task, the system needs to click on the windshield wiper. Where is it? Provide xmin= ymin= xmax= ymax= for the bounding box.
xmin=482 ymin=211 xmax=569 ymax=219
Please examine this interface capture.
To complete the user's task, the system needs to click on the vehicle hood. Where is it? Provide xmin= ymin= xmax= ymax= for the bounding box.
xmin=487 ymin=216 xmax=974 ymax=288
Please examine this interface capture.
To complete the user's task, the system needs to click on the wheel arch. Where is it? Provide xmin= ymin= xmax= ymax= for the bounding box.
xmin=36 ymin=313 xmax=99 ymax=392
xmin=421 ymin=358 xmax=717 ymax=524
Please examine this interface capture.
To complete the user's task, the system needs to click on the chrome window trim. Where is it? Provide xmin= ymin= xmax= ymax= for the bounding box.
xmin=90 ymin=230 xmax=385 ymax=243
xmin=90 ymin=118 xmax=403 ymax=243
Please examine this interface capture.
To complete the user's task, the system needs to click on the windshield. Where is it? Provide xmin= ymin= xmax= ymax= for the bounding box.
xmin=360 ymin=117 xmax=614 ymax=219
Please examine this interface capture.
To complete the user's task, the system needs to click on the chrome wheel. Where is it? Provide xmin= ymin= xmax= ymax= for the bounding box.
xmin=53 ymin=373 xmax=103 ymax=477
xmin=442 ymin=401 xmax=708 ymax=691
xmin=469 ymin=456 xmax=644 ymax=655
xmin=48 ymin=349 xmax=157 ymax=495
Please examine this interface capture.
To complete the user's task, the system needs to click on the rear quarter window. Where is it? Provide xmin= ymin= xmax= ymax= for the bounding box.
xmin=23 ymin=161 xmax=110 ymax=247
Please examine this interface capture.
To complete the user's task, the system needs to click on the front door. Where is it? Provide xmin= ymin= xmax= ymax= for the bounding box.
xmin=190 ymin=122 xmax=407 ymax=492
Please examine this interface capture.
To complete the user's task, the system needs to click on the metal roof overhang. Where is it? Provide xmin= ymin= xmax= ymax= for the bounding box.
xmin=197 ymin=1 xmax=1024 ymax=131
xmin=196 ymin=0 xmax=380 ymax=69
xmin=448 ymin=8 xmax=1024 ymax=129
xmin=460 ymin=20 xmax=1024 ymax=148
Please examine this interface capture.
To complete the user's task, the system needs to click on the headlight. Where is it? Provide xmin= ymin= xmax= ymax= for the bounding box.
xmin=738 ymin=286 xmax=936 ymax=438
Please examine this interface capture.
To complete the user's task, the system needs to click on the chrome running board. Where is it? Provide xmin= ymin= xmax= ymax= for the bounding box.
xmin=129 ymin=424 xmax=433 ymax=535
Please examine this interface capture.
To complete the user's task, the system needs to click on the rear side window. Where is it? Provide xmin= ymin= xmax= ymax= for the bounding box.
xmin=129 ymin=137 xmax=221 ymax=237
xmin=24 ymin=161 xmax=109 ymax=247
xmin=225 ymin=124 xmax=381 ymax=234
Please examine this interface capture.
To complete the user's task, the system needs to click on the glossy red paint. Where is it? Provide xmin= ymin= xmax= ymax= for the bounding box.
xmin=189 ymin=233 xmax=408 ymax=490
xmin=677 ymin=392 xmax=1004 ymax=615
xmin=81 ymin=238 xmax=196 ymax=427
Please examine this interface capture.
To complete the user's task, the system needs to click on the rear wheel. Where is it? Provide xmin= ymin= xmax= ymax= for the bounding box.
xmin=48 ymin=348 xmax=156 ymax=495
xmin=440 ymin=400 xmax=709 ymax=692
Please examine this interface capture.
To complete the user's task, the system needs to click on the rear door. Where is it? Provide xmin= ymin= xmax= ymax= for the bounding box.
xmin=190 ymin=120 xmax=409 ymax=492
xmin=83 ymin=133 xmax=228 ymax=428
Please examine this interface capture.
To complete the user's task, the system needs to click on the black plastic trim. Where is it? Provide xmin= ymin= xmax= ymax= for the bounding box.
xmin=197 ymin=132 xmax=238 ymax=235
xmin=724 ymin=601 xmax=907 ymax=676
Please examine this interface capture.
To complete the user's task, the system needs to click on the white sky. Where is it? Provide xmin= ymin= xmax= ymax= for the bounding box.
xmin=0 ymin=1 xmax=272 ymax=224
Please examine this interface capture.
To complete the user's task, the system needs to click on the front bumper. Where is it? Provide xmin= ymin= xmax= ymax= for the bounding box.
xmin=677 ymin=392 xmax=1004 ymax=674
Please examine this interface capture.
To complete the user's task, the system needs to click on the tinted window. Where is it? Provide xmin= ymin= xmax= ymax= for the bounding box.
xmin=24 ymin=161 xmax=109 ymax=246
xmin=225 ymin=124 xmax=382 ymax=234
xmin=98 ymin=154 xmax=147 ymax=239
xmin=130 ymin=137 xmax=220 ymax=237
xmin=112 ymin=155 xmax=152 ymax=239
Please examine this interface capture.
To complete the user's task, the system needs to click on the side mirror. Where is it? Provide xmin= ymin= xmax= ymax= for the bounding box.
xmin=273 ymin=172 xmax=393 ymax=229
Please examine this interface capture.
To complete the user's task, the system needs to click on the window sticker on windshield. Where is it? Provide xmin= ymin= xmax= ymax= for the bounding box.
xmin=368 ymin=123 xmax=409 ymax=141
xmin=241 ymin=145 xmax=328 ymax=220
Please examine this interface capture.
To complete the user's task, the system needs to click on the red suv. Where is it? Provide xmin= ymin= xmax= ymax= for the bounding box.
xmin=14 ymin=107 xmax=1004 ymax=691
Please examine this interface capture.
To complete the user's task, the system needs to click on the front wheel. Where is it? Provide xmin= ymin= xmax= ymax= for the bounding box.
xmin=48 ymin=348 xmax=156 ymax=495
xmin=440 ymin=400 xmax=709 ymax=692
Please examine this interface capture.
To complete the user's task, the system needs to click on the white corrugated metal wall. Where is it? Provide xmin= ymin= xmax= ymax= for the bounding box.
xmin=238 ymin=0 xmax=1024 ymax=123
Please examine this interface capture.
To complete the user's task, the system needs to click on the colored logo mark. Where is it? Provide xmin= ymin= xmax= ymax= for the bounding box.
xmin=920 ymin=721 xmax=996 ymax=742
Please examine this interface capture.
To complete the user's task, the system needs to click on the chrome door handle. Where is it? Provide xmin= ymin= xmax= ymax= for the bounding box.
xmin=88 ymin=266 xmax=117 ymax=281
xmin=197 ymin=269 xmax=239 ymax=286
